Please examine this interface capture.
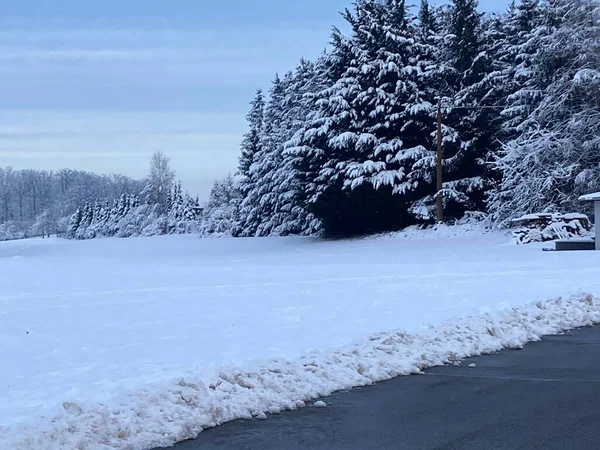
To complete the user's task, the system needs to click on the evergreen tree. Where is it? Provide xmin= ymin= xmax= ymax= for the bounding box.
xmin=284 ymin=26 xmax=356 ymax=233
xmin=406 ymin=0 xmax=450 ymax=221
xmin=67 ymin=207 xmax=82 ymax=239
xmin=220 ymin=0 xmax=600 ymax=237
xmin=235 ymin=74 xmax=290 ymax=236
xmin=288 ymin=0 xmax=438 ymax=235
xmin=497 ymin=0 xmax=544 ymax=140
xmin=257 ymin=58 xmax=325 ymax=236
xmin=447 ymin=0 xmax=482 ymax=75
xmin=238 ymin=89 xmax=265 ymax=178
xmin=438 ymin=0 xmax=501 ymax=219
xmin=200 ymin=175 xmax=242 ymax=236
xmin=490 ymin=0 xmax=600 ymax=223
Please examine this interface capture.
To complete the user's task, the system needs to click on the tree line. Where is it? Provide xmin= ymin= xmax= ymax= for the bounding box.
xmin=0 ymin=151 xmax=202 ymax=240
xmin=202 ymin=0 xmax=600 ymax=237
xmin=0 ymin=167 xmax=145 ymax=240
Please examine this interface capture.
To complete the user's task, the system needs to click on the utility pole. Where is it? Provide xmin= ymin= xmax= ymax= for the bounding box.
xmin=436 ymin=98 xmax=444 ymax=223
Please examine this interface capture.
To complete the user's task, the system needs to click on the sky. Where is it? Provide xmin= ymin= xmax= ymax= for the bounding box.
xmin=0 ymin=0 xmax=510 ymax=200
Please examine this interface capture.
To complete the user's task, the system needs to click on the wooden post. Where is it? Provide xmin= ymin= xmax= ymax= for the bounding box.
xmin=436 ymin=99 xmax=444 ymax=223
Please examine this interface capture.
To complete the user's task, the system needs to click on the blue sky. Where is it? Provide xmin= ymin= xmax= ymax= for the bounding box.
xmin=0 ymin=0 xmax=509 ymax=199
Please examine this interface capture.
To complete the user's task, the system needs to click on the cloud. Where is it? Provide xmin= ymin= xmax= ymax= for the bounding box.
xmin=0 ymin=48 xmax=207 ymax=61
xmin=0 ymin=24 xmax=334 ymax=57
xmin=0 ymin=17 xmax=341 ymax=197
xmin=0 ymin=111 xmax=245 ymax=199
xmin=0 ymin=23 xmax=335 ymax=109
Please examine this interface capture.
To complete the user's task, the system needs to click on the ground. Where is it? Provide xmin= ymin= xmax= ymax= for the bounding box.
xmin=1 ymin=226 xmax=600 ymax=449
xmin=168 ymin=326 xmax=600 ymax=450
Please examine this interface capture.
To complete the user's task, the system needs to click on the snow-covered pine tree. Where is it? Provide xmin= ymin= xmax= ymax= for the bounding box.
xmin=495 ymin=0 xmax=545 ymax=141
xmin=181 ymin=193 xmax=202 ymax=228
xmin=75 ymin=202 xmax=94 ymax=238
xmin=238 ymin=90 xmax=265 ymax=179
xmin=439 ymin=0 xmax=501 ymax=219
xmin=119 ymin=194 xmax=130 ymax=218
xmin=339 ymin=0 xmax=442 ymax=233
xmin=255 ymin=58 xmax=325 ymax=236
xmin=167 ymin=181 xmax=183 ymax=233
xmin=67 ymin=207 xmax=82 ymax=239
xmin=93 ymin=200 xmax=102 ymax=222
xmin=287 ymin=0 xmax=437 ymax=235
xmin=85 ymin=199 xmax=106 ymax=236
xmin=234 ymin=89 xmax=265 ymax=237
xmin=199 ymin=175 xmax=242 ymax=236
xmin=406 ymin=0 xmax=451 ymax=221
xmin=107 ymin=195 xmax=128 ymax=236
xmin=285 ymin=4 xmax=372 ymax=236
xmin=165 ymin=182 xmax=200 ymax=234
xmin=98 ymin=200 xmax=111 ymax=233
xmin=102 ymin=198 xmax=118 ymax=236
xmin=235 ymin=73 xmax=290 ymax=236
xmin=284 ymin=27 xmax=356 ymax=235
xmin=489 ymin=0 xmax=600 ymax=224
xmin=217 ymin=0 xmax=600 ymax=236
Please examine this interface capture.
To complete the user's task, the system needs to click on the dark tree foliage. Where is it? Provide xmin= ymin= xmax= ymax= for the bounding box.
xmin=208 ymin=0 xmax=600 ymax=237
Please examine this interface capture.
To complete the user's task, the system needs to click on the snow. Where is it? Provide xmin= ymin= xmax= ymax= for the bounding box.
xmin=314 ymin=401 xmax=327 ymax=408
xmin=573 ymin=68 xmax=600 ymax=85
xmin=512 ymin=213 xmax=590 ymax=222
xmin=578 ymin=192 xmax=600 ymax=201
xmin=2 ymin=231 xmax=600 ymax=449
xmin=563 ymin=213 xmax=590 ymax=220
xmin=512 ymin=213 xmax=553 ymax=221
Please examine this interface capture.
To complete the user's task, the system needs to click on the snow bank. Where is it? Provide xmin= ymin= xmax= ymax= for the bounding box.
xmin=4 ymin=294 xmax=599 ymax=450
xmin=372 ymin=221 xmax=500 ymax=240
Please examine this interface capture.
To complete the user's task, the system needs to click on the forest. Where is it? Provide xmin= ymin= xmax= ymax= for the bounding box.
xmin=0 ymin=151 xmax=201 ymax=240
xmin=1 ymin=0 xmax=598 ymax=241
xmin=202 ymin=0 xmax=600 ymax=237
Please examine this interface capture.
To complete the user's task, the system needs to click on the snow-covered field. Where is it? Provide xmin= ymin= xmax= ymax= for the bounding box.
xmin=2 ymin=228 xmax=600 ymax=449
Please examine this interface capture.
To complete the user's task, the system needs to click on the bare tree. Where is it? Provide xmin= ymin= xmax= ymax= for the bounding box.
xmin=37 ymin=170 xmax=54 ymax=213
xmin=22 ymin=169 xmax=39 ymax=217
xmin=145 ymin=150 xmax=176 ymax=214
xmin=0 ymin=167 xmax=14 ymax=223
xmin=0 ymin=165 xmax=148 ymax=239
xmin=14 ymin=171 xmax=26 ymax=221
xmin=57 ymin=169 xmax=72 ymax=195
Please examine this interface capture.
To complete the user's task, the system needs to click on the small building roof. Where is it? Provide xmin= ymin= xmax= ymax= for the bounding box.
xmin=579 ymin=192 xmax=600 ymax=201
xmin=511 ymin=213 xmax=552 ymax=222
xmin=511 ymin=212 xmax=589 ymax=222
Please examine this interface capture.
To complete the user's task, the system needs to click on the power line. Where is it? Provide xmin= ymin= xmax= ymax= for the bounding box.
xmin=434 ymin=99 xmax=504 ymax=222
xmin=434 ymin=97 xmax=505 ymax=111
xmin=451 ymin=105 xmax=505 ymax=110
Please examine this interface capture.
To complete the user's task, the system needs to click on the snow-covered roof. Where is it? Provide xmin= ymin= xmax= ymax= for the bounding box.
xmin=511 ymin=213 xmax=552 ymax=221
xmin=511 ymin=212 xmax=589 ymax=222
xmin=579 ymin=192 xmax=600 ymax=201
xmin=563 ymin=213 xmax=589 ymax=220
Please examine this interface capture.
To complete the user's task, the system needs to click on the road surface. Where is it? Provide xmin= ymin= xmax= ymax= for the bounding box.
xmin=159 ymin=326 xmax=600 ymax=450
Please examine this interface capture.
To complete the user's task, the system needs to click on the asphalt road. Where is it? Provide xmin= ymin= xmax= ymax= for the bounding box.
xmin=159 ymin=326 xmax=600 ymax=450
